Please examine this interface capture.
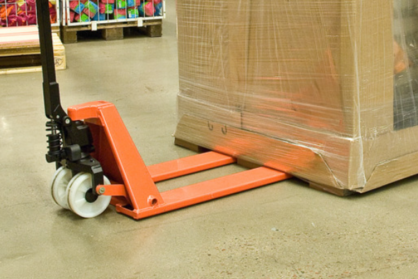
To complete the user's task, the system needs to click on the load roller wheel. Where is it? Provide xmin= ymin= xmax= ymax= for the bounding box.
xmin=66 ymin=173 xmax=111 ymax=218
xmin=51 ymin=166 xmax=72 ymax=209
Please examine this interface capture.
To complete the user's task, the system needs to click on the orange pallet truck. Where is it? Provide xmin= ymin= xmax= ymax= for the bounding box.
xmin=36 ymin=0 xmax=291 ymax=219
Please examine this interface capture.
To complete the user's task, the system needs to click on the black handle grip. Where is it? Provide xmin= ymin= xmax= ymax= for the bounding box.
xmin=36 ymin=0 xmax=66 ymax=121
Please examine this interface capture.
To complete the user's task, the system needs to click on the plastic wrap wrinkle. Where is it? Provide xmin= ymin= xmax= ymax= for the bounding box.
xmin=176 ymin=0 xmax=418 ymax=193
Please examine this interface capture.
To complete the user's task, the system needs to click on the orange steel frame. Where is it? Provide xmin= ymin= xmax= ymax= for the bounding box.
xmin=68 ymin=101 xmax=292 ymax=220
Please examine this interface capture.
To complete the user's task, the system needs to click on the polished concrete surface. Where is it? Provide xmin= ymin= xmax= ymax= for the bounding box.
xmin=1 ymin=2 xmax=418 ymax=278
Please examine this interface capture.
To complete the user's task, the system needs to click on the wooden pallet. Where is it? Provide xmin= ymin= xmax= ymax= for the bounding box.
xmin=61 ymin=19 xmax=163 ymax=44
xmin=0 ymin=26 xmax=66 ymax=75
xmin=174 ymin=138 xmax=354 ymax=197
xmin=51 ymin=26 xmax=61 ymax=38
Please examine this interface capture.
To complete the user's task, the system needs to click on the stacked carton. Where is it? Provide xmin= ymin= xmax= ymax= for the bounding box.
xmin=175 ymin=0 xmax=418 ymax=194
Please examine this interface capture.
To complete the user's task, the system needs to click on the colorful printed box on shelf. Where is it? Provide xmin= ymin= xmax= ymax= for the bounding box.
xmin=0 ymin=0 xmax=57 ymax=27
xmin=127 ymin=7 xmax=138 ymax=18
xmin=99 ymin=3 xmax=113 ymax=14
xmin=83 ymin=1 xmax=98 ymax=18
xmin=114 ymin=8 xmax=126 ymax=19
xmin=115 ymin=0 xmax=126 ymax=9
xmin=66 ymin=0 xmax=163 ymax=24
xmin=138 ymin=2 xmax=153 ymax=17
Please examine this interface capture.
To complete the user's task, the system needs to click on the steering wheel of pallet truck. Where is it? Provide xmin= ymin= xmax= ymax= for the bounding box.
xmin=51 ymin=167 xmax=72 ymax=210
xmin=51 ymin=167 xmax=111 ymax=218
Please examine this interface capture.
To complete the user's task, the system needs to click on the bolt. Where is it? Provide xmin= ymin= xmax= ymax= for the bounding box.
xmin=65 ymin=118 xmax=71 ymax=125
xmin=98 ymin=187 xmax=106 ymax=194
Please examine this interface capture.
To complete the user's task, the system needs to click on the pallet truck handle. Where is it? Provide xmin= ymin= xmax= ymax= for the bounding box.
xmin=36 ymin=0 xmax=105 ymax=199
xmin=36 ymin=0 xmax=66 ymax=121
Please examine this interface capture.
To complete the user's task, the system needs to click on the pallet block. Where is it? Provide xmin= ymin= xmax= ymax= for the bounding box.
xmin=51 ymin=26 xmax=61 ymax=38
xmin=101 ymin=28 xmax=124 ymax=41
xmin=174 ymin=138 xmax=208 ymax=153
xmin=61 ymin=26 xmax=78 ymax=44
xmin=144 ymin=24 xmax=162 ymax=37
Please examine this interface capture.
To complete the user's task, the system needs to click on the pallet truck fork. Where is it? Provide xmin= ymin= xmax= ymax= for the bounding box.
xmin=36 ymin=0 xmax=292 ymax=219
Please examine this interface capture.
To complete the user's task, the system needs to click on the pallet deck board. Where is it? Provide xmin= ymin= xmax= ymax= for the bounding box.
xmin=63 ymin=19 xmax=162 ymax=32
xmin=61 ymin=19 xmax=163 ymax=43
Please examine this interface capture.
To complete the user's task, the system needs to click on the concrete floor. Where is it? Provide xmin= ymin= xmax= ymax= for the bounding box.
xmin=1 ymin=2 xmax=418 ymax=278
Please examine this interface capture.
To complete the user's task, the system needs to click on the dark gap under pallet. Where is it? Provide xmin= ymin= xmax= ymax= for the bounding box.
xmin=174 ymin=138 xmax=354 ymax=197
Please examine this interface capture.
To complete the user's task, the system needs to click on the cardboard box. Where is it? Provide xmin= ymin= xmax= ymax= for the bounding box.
xmin=177 ymin=0 xmax=250 ymax=110
xmin=176 ymin=0 xmax=418 ymax=193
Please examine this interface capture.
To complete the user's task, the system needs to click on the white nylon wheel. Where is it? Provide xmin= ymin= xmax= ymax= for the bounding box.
xmin=51 ymin=166 xmax=72 ymax=209
xmin=66 ymin=173 xmax=111 ymax=218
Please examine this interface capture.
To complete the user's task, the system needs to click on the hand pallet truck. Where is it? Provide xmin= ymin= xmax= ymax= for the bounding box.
xmin=36 ymin=0 xmax=292 ymax=219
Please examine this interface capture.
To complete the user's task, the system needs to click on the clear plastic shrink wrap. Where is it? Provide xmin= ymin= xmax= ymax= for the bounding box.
xmin=175 ymin=0 xmax=418 ymax=193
